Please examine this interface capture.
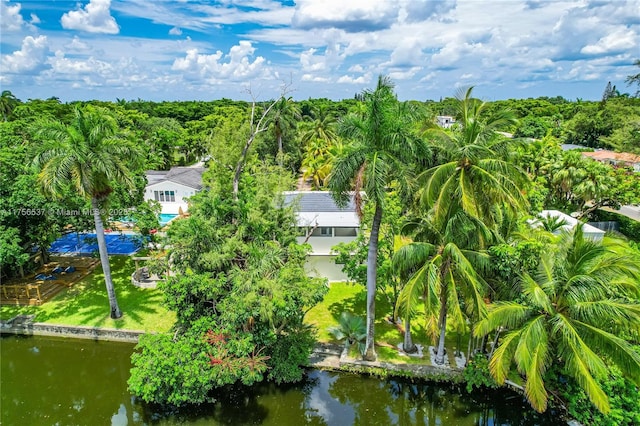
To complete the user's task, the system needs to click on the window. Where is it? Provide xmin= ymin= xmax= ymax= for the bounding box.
xmin=320 ymin=227 xmax=332 ymax=237
xmin=153 ymin=190 xmax=176 ymax=202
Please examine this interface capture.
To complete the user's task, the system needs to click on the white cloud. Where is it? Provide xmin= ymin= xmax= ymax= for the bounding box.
xmin=337 ymin=73 xmax=371 ymax=84
xmin=67 ymin=36 xmax=91 ymax=51
xmin=1 ymin=1 xmax=26 ymax=32
xmin=292 ymin=0 xmax=399 ymax=32
xmin=30 ymin=13 xmax=40 ymax=25
xmin=301 ymin=74 xmax=330 ymax=82
xmin=300 ymin=48 xmax=326 ymax=72
xmin=172 ymin=41 xmax=269 ymax=82
xmin=61 ymin=0 xmax=120 ymax=34
xmin=581 ymin=29 xmax=637 ymax=55
xmin=169 ymin=26 xmax=182 ymax=35
xmin=1 ymin=35 xmax=49 ymax=74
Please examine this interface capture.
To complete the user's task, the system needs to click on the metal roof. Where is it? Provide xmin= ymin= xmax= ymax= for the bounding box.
xmin=145 ymin=167 xmax=205 ymax=190
xmin=283 ymin=191 xmax=360 ymax=228
xmin=283 ymin=191 xmax=357 ymax=212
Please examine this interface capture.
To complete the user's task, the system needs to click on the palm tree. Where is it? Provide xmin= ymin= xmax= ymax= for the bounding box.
xmin=0 ymin=90 xmax=19 ymax=121
xmin=329 ymin=75 xmax=426 ymax=361
xmin=268 ymin=97 xmax=301 ymax=166
xmin=419 ymin=87 xmax=528 ymax=234
xmin=33 ymin=106 xmax=140 ymax=319
xmin=394 ymin=213 xmax=489 ymax=364
xmin=411 ymin=87 xmax=529 ymax=363
xmin=300 ymin=104 xmax=338 ymax=147
xmin=328 ymin=311 xmax=367 ymax=354
xmin=475 ymin=225 xmax=640 ymax=413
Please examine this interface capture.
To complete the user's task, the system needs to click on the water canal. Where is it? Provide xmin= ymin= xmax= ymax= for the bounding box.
xmin=1 ymin=335 xmax=559 ymax=425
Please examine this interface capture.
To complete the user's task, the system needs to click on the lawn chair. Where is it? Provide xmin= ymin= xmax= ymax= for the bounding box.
xmin=64 ymin=266 xmax=76 ymax=273
xmin=52 ymin=266 xmax=64 ymax=274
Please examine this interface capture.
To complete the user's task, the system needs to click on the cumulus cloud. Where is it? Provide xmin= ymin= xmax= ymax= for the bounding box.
xmin=61 ymin=0 xmax=120 ymax=34
xmin=337 ymin=73 xmax=371 ymax=84
xmin=581 ymin=28 xmax=637 ymax=55
xmin=292 ymin=0 xmax=400 ymax=32
xmin=402 ymin=0 xmax=456 ymax=23
xmin=1 ymin=35 xmax=49 ymax=74
xmin=172 ymin=41 xmax=268 ymax=82
xmin=300 ymin=48 xmax=327 ymax=72
xmin=1 ymin=1 xmax=26 ymax=32
xmin=169 ymin=26 xmax=182 ymax=35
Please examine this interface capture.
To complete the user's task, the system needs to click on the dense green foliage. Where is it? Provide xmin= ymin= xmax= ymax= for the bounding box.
xmin=128 ymin=159 xmax=328 ymax=405
xmin=2 ymin=83 xmax=639 ymax=419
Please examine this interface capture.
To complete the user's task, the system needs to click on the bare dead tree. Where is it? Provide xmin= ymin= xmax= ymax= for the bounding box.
xmin=232 ymin=81 xmax=293 ymax=201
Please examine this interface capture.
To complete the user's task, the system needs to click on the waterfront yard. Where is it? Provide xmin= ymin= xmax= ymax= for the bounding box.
xmin=0 ymin=256 xmax=175 ymax=332
xmin=305 ymin=282 xmax=465 ymax=366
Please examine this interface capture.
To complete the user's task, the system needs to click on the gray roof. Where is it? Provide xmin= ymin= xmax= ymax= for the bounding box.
xmin=561 ymin=144 xmax=586 ymax=151
xmin=146 ymin=167 xmax=205 ymax=190
xmin=283 ymin=191 xmax=357 ymax=212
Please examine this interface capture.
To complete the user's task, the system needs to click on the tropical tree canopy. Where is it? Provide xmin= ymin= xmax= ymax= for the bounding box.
xmin=475 ymin=226 xmax=640 ymax=414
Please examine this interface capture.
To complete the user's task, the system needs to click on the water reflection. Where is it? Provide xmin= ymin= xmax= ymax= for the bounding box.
xmin=1 ymin=336 xmax=558 ymax=425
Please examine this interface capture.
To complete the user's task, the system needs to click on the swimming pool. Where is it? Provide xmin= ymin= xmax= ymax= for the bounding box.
xmin=159 ymin=213 xmax=178 ymax=226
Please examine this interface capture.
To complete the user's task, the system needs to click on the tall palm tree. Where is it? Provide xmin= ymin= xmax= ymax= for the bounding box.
xmin=329 ymin=75 xmax=426 ymax=360
xmin=475 ymin=226 xmax=640 ymax=413
xmin=33 ymin=106 xmax=140 ymax=319
xmin=412 ymin=87 xmax=529 ymax=362
xmin=420 ymin=87 xmax=528 ymax=234
xmin=394 ymin=212 xmax=489 ymax=364
xmin=269 ymin=97 xmax=301 ymax=166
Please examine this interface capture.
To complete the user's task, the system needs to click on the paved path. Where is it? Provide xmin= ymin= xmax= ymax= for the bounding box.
xmin=618 ymin=205 xmax=640 ymax=222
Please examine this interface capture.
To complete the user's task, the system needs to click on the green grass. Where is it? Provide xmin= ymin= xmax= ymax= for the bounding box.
xmin=1 ymin=256 xmax=175 ymax=332
xmin=306 ymin=282 xmax=470 ymax=366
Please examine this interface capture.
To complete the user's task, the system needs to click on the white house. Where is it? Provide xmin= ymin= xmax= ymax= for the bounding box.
xmin=436 ymin=115 xmax=456 ymax=128
xmin=535 ymin=210 xmax=605 ymax=241
xmin=144 ymin=166 xmax=205 ymax=215
xmin=284 ymin=191 xmax=360 ymax=282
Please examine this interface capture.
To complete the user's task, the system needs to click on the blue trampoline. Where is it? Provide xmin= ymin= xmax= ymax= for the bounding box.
xmin=49 ymin=233 xmax=143 ymax=255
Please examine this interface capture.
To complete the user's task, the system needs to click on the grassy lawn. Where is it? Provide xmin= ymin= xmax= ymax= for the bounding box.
xmin=0 ymin=256 xmax=175 ymax=332
xmin=306 ymin=282 xmax=468 ymax=366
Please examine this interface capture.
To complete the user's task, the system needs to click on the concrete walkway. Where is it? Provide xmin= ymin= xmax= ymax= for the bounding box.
xmin=309 ymin=342 xmax=464 ymax=381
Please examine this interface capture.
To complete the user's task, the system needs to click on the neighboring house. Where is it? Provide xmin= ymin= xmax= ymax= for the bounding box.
xmin=436 ymin=115 xmax=456 ymax=128
xmin=284 ymin=191 xmax=359 ymax=282
xmin=560 ymin=143 xmax=587 ymax=151
xmin=535 ymin=210 xmax=605 ymax=241
xmin=581 ymin=150 xmax=640 ymax=172
xmin=144 ymin=166 xmax=205 ymax=215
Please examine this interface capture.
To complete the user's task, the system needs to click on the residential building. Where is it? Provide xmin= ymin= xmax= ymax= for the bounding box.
xmin=144 ymin=166 xmax=205 ymax=215
xmin=284 ymin=191 xmax=360 ymax=282
xmin=436 ymin=115 xmax=456 ymax=128
xmin=535 ymin=210 xmax=605 ymax=241
xmin=581 ymin=150 xmax=640 ymax=172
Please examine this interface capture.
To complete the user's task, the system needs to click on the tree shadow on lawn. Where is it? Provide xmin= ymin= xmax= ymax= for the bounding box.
xmin=327 ymin=287 xmax=415 ymax=348
xmin=33 ymin=256 xmax=168 ymax=330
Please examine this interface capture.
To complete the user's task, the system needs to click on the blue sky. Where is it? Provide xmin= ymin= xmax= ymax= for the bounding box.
xmin=1 ymin=0 xmax=639 ymax=102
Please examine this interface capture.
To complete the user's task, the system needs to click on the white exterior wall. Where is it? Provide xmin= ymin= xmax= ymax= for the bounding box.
xmin=296 ymin=236 xmax=357 ymax=255
xmin=305 ymin=255 xmax=349 ymax=282
xmin=144 ymin=181 xmax=198 ymax=215
xmin=539 ymin=210 xmax=606 ymax=241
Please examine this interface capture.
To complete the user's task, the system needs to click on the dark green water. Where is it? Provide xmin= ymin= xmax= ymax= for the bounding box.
xmin=1 ymin=335 xmax=560 ymax=425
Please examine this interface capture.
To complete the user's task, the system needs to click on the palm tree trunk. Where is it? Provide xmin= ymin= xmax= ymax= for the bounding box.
xmin=363 ymin=203 xmax=383 ymax=361
xmin=435 ymin=277 xmax=448 ymax=364
xmin=277 ymin=132 xmax=283 ymax=167
xmin=92 ymin=197 xmax=122 ymax=319
xmin=403 ymin=316 xmax=417 ymax=354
